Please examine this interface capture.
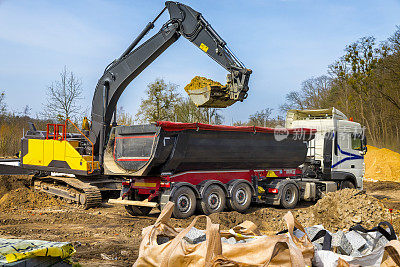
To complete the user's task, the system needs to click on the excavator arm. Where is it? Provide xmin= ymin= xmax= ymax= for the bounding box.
xmin=89 ymin=1 xmax=252 ymax=160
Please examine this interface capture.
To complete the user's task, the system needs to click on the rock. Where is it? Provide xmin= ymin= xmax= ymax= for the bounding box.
xmin=313 ymin=243 xmax=323 ymax=251
xmin=352 ymin=215 xmax=362 ymax=224
xmin=331 ymin=230 xmax=352 ymax=255
xmin=101 ymin=253 xmax=117 ymax=261
xmin=304 ymin=226 xmax=324 ymax=241
xmin=345 ymin=231 xmax=368 ymax=255
xmin=221 ymin=237 xmax=237 ymax=244
xmin=120 ymin=250 xmax=129 ymax=256
xmin=183 ymin=227 xmax=206 ymax=244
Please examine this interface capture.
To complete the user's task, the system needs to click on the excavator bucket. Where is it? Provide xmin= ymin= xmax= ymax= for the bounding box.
xmin=186 ymin=85 xmax=236 ymax=108
xmin=185 ymin=76 xmax=236 ymax=108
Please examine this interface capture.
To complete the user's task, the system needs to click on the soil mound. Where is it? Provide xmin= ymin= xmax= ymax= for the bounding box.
xmin=0 ymin=187 xmax=63 ymax=212
xmin=184 ymin=76 xmax=223 ymax=93
xmin=305 ymin=189 xmax=389 ymax=231
xmin=364 ymin=145 xmax=400 ymax=182
xmin=200 ymin=189 xmax=393 ymax=234
xmin=0 ymin=175 xmax=30 ymax=198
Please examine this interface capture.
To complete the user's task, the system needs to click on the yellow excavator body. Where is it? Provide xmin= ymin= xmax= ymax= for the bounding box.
xmin=21 ymin=138 xmax=100 ymax=175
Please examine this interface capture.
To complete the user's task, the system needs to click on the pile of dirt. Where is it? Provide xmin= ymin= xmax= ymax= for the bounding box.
xmin=0 ymin=187 xmax=64 ymax=212
xmin=184 ymin=76 xmax=223 ymax=93
xmin=364 ymin=145 xmax=400 ymax=182
xmin=196 ymin=189 xmax=396 ymax=235
xmin=0 ymin=175 xmax=30 ymax=198
xmin=303 ymin=189 xmax=392 ymax=231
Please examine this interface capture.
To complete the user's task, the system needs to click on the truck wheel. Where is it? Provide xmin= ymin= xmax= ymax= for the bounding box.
xmin=340 ymin=180 xmax=355 ymax=189
xmin=227 ymin=183 xmax=252 ymax=213
xmin=199 ymin=184 xmax=226 ymax=215
xmin=280 ymin=183 xmax=299 ymax=209
xmin=171 ymin=186 xmax=197 ymax=219
xmin=125 ymin=205 xmax=152 ymax=216
xmin=123 ymin=190 xmax=152 ymax=216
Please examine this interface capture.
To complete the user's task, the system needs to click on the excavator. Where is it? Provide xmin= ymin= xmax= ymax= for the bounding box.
xmin=20 ymin=1 xmax=252 ymax=208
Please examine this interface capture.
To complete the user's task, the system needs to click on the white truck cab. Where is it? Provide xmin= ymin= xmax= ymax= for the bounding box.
xmin=286 ymin=107 xmax=366 ymax=189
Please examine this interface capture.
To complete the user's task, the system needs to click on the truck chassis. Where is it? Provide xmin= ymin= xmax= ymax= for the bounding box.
xmin=112 ymin=168 xmax=350 ymax=218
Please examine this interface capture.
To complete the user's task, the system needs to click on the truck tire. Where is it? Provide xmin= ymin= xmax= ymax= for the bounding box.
xmin=340 ymin=180 xmax=355 ymax=189
xmin=199 ymin=184 xmax=226 ymax=215
xmin=171 ymin=186 xmax=197 ymax=219
xmin=122 ymin=189 xmax=152 ymax=216
xmin=227 ymin=183 xmax=252 ymax=213
xmin=280 ymin=183 xmax=299 ymax=209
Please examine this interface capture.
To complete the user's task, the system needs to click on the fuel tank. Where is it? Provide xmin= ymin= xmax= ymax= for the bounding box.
xmin=103 ymin=121 xmax=315 ymax=176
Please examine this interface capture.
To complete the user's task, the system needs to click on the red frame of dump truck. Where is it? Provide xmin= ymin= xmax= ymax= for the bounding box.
xmin=122 ymin=168 xmax=302 ymax=201
xmin=156 ymin=121 xmax=316 ymax=135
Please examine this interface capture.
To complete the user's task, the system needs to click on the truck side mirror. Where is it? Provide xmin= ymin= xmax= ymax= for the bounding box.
xmin=362 ymin=135 xmax=367 ymax=153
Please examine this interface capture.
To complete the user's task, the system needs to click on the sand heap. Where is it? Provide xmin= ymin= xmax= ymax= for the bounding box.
xmin=184 ymin=76 xmax=223 ymax=93
xmin=364 ymin=145 xmax=400 ymax=182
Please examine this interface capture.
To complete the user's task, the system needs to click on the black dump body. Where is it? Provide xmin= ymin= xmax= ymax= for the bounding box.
xmin=105 ymin=121 xmax=315 ymax=176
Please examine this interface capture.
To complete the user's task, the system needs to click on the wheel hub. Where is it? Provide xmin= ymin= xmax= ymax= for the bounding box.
xmin=235 ymin=188 xmax=247 ymax=205
xmin=177 ymin=194 xmax=191 ymax=213
xmin=208 ymin=193 xmax=221 ymax=210
xmin=284 ymin=188 xmax=295 ymax=203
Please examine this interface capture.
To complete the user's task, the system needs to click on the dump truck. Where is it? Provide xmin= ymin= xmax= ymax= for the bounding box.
xmin=110 ymin=107 xmax=367 ymax=218
xmin=19 ymin=1 xmax=252 ymax=208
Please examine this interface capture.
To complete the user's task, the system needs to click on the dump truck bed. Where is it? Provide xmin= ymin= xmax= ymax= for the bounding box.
xmin=104 ymin=121 xmax=315 ymax=176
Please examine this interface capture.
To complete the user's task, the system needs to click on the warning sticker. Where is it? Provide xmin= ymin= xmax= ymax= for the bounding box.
xmin=199 ymin=43 xmax=209 ymax=52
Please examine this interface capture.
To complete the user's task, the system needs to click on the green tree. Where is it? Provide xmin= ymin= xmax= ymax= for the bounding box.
xmin=136 ymin=79 xmax=181 ymax=123
xmin=279 ymin=28 xmax=400 ymax=151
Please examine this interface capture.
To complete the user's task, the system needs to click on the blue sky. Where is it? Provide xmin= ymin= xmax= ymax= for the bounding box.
xmin=1 ymin=0 xmax=399 ymax=124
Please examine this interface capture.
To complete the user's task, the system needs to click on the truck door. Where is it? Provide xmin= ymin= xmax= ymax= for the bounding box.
xmin=330 ymin=128 xmax=364 ymax=188
xmin=323 ymin=131 xmax=333 ymax=177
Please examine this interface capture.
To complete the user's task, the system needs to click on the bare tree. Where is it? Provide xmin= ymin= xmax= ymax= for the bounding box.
xmin=117 ymin=106 xmax=135 ymax=126
xmin=280 ymin=75 xmax=333 ymax=113
xmin=42 ymin=66 xmax=83 ymax=122
xmin=248 ymin=108 xmax=273 ymax=127
xmin=174 ymin=97 xmax=223 ymax=124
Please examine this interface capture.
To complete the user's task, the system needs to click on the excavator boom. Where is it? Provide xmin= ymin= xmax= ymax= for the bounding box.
xmin=89 ymin=1 xmax=252 ymax=159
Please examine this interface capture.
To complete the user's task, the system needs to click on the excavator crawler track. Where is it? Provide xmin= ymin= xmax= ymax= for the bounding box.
xmin=81 ymin=186 xmax=102 ymax=209
xmin=32 ymin=176 xmax=102 ymax=209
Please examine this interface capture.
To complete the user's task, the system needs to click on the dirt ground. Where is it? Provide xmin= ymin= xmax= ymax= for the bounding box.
xmin=0 ymin=175 xmax=399 ymax=266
